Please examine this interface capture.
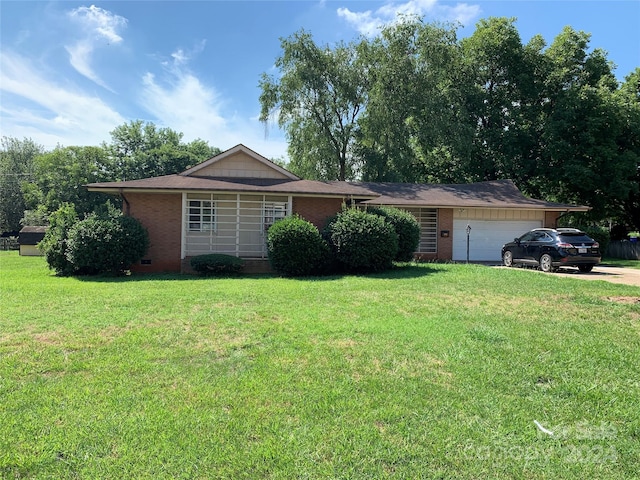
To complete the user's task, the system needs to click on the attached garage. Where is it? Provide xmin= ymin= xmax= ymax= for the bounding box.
xmin=357 ymin=180 xmax=589 ymax=264
xmin=452 ymin=218 xmax=542 ymax=261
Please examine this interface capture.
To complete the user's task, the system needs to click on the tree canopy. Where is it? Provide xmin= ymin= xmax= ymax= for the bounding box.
xmin=0 ymin=137 xmax=44 ymax=232
xmin=1 ymin=122 xmax=220 ymax=232
xmin=259 ymin=30 xmax=366 ymax=181
xmin=259 ymin=16 xmax=640 ymax=229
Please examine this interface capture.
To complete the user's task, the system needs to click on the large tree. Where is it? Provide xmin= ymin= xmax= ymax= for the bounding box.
xmin=16 ymin=122 xmax=220 ymax=225
xmin=616 ymin=68 xmax=640 ymax=229
xmin=0 ymin=137 xmax=44 ymax=232
xmin=356 ymin=18 xmax=472 ymax=182
xmin=259 ymin=30 xmax=366 ymax=181
xmin=460 ymin=17 xmax=544 ymax=185
xmin=534 ymin=27 xmax=634 ymax=221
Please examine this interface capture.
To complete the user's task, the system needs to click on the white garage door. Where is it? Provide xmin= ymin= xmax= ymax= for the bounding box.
xmin=452 ymin=220 xmax=542 ymax=261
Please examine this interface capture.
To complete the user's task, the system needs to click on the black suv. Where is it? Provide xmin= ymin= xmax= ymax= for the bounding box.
xmin=501 ymin=228 xmax=601 ymax=273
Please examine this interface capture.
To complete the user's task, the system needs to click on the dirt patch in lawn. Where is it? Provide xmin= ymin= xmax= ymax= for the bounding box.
xmin=606 ymin=296 xmax=640 ymax=304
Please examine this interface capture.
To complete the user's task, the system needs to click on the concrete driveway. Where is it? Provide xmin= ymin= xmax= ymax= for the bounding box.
xmin=548 ymin=265 xmax=640 ymax=287
xmin=494 ymin=264 xmax=640 ymax=287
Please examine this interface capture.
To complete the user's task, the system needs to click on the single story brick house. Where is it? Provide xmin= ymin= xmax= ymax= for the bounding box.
xmin=87 ymin=144 xmax=589 ymax=273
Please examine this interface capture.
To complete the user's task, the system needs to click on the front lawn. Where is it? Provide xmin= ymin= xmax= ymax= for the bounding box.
xmin=1 ymin=252 xmax=639 ymax=479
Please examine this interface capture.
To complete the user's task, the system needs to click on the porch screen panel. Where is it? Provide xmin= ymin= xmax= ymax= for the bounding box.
xmin=238 ymin=195 xmax=263 ymax=257
xmin=212 ymin=195 xmax=238 ymax=254
xmin=185 ymin=193 xmax=290 ymax=258
xmin=404 ymin=208 xmax=437 ymax=253
xmin=185 ymin=194 xmax=236 ymax=256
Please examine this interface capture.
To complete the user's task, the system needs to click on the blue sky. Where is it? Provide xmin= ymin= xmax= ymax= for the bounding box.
xmin=1 ymin=1 xmax=639 ymax=160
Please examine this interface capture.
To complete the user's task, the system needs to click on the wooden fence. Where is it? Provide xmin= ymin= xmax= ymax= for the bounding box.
xmin=607 ymin=240 xmax=640 ymax=260
xmin=0 ymin=237 xmax=19 ymax=251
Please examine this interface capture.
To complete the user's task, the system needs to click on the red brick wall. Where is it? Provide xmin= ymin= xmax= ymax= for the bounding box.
xmin=125 ymin=193 xmax=182 ymax=273
xmin=437 ymin=208 xmax=453 ymax=260
xmin=292 ymin=197 xmax=344 ymax=229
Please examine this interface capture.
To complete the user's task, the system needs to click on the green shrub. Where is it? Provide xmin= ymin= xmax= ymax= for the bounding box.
xmin=190 ymin=254 xmax=244 ymax=276
xmin=324 ymin=208 xmax=398 ymax=272
xmin=39 ymin=203 xmax=78 ymax=276
xmin=267 ymin=215 xmax=330 ymax=276
xmin=367 ymin=206 xmax=420 ymax=261
xmin=65 ymin=211 xmax=149 ymax=275
xmin=40 ymin=203 xmax=149 ymax=276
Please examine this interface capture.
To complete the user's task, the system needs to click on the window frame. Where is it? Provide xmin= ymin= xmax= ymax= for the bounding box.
xmin=263 ymin=202 xmax=287 ymax=230
xmin=188 ymin=198 xmax=216 ymax=233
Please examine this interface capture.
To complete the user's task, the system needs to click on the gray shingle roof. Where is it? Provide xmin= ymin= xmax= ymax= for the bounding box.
xmin=352 ymin=179 xmax=587 ymax=210
xmin=86 ymin=177 xmax=588 ymax=211
xmin=86 ymin=175 xmax=375 ymax=197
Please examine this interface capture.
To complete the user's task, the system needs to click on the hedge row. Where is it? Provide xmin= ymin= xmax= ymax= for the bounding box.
xmin=267 ymin=207 xmax=420 ymax=277
xmin=40 ymin=204 xmax=419 ymax=278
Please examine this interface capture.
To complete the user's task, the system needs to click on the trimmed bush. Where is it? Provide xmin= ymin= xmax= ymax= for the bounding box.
xmin=65 ymin=212 xmax=149 ymax=275
xmin=267 ymin=215 xmax=330 ymax=276
xmin=39 ymin=203 xmax=78 ymax=276
xmin=324 ymin=208 xmax=398 ymax=272
xmin=190 ymin=254 xmax=244 ymax=276
xmin=40 ymin=203 xmax=149 ymax=276
xmin=367 ymin=206 xmax=420 ymax=261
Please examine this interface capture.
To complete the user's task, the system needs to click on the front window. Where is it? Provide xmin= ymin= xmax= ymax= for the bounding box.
xmin=188 ymin=199 xmax=215 ymax=232
xmin=263 ymin=202 xmax=287 ymax=230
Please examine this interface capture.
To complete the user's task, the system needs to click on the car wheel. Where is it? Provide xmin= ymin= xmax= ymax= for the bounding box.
xmin=578 ymin=264 xmax=594 ymax=273
xmin=503 ymin=250 xmax=513 ymax=267
xmin=539 ymin=253 xmax=555 ymax=273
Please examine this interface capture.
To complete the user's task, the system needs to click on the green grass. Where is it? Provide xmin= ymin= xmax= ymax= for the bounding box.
xmin=602 ymin=257 xmax=640 ymax=269
xmin=1 ymin=252 xmax=640 ymax=479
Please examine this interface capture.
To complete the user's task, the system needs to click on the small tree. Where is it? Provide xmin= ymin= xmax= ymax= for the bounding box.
xmin=324 ymin=208 xmax=398 ymax=272
xmin=267 ymin=215 xmax=330 ymax=276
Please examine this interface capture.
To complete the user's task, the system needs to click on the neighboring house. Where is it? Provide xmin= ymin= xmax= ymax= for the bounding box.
xmin=86 ymin=144 xmax=589 ymax=273
xmin=19 ymin=226 xmax=47 ymax=256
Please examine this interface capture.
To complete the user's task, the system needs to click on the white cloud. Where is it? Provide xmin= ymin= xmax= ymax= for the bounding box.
xmin=68 ymin=5 xmax=126 ymax=44
xmin=338 ymin=0 xmax=480 ymax=35
xmin=0 ymin=51 xmax=126 ymax=148
xmin=336 ymin=8 xmax=383 ymax=37
xmin=140 ymin=71 xmax=227 ymax=141
xmin=441 ymin=3 xmax=481 ymax=26
xmin=140 ymin=47 xmax=288 ymax=160
xmin=65 ymin=42 xmax=113 ymax=91
xmin=167 ymin=40 xmax=206 ymax=67
xmin=65 ymin=5 xmax=127 ymax=90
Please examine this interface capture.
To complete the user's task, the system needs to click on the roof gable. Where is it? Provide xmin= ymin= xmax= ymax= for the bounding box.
xmin=180 ymin=144 xmax=299 ymax=180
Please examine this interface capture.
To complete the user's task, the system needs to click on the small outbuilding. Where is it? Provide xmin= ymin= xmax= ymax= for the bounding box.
xmin=19 ymin=226 xmax=48 ymax=256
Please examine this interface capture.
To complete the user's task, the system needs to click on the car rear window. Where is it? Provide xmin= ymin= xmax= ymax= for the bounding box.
xmin=558 ymin=234 xmax=594 ymax=243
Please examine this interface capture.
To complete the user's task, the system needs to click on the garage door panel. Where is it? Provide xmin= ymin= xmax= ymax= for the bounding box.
xmin=452 ymin=220 xmax=541 ymax=261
